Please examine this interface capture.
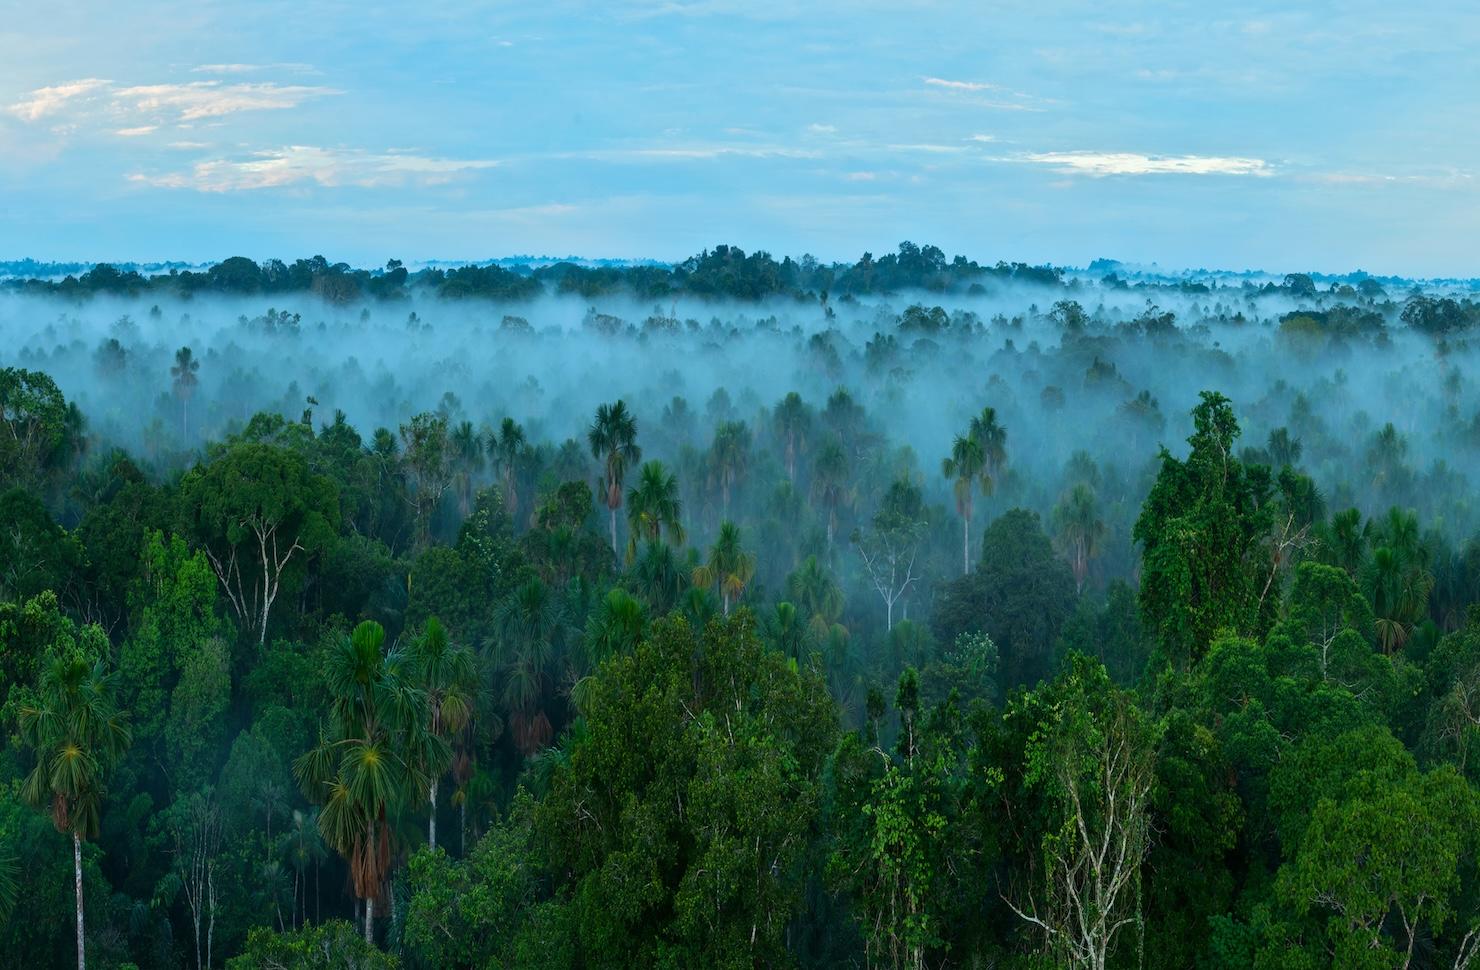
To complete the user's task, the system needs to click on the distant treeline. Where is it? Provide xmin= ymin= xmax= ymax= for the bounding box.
xmin=1 ymin=243 xmax=1080 ymax=303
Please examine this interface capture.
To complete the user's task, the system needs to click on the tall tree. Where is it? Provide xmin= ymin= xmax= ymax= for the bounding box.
xmin=406 ymin=617 xmax=478 ymax=851
xmin=941 ymin=432 xmax=988 ymax=575
xmin=171 ymin=346 xmax=200 ymax=440
xmin=18 ymin=645 xmax=132 ymax=970
xmin=489 ymin=417 xmax=527 ymax=521
xmin=855 ymin=478 xmax=927 ymax=632
xmin=400 ymin=412 xmax=454 ymax=549
xmin=773 ymin=391 xmax=812 ymax=483
xmin=449 ymin=419 xmax=483 ymax=520
xmin=625 ymin=459 xmax=685 ymax=559
xmin=588 ymin=400 xmax=641 ymax=556
xmin=180 ymin=442 xmax=339 ymax=646
xmin=812 ymin=436 xmax=852 ymax=560
xmin=709 ymin=420 xmax=751 ymax=517
xmin=693 ymin=521 xmax=756 ymax=617
xmin=1053 ymin=483 xmax=1105 ymax=592
xmin=294 ymin=620 xmax=443 ymax=944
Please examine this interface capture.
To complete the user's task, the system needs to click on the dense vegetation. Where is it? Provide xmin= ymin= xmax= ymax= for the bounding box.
xmin=5 ymin=245 xmax=1480 ymax=968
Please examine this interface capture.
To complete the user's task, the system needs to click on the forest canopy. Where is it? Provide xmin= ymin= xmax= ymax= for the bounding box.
xmin=4 ymin=243 xmax=1480 ymax=968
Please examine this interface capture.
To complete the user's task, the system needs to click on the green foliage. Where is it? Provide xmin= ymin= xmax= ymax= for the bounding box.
xmin=227 ymin=920 xmax=399 ymax=969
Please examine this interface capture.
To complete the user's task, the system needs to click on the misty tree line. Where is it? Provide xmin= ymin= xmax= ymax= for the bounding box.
xmin=7 ymin=263 xmax=1480 ymax=968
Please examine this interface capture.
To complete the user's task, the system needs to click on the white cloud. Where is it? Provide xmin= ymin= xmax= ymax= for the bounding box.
xmin=968 ymin=134 xmax=996 ymax=142
xmin=922 ymin=76 xmax=997 ymax=92
xmin=807 ymin=123 xmax=838 ymax=134
xmin=886 ymin=143 xmax=967 ymax=154
xmin=191 ymin=63 xmax=318 ymax=75
xmin=8 ymin=78 xmax=111 ymax=121
xmin=113 ymin=82 xmax=339 ymax=121
xmin=115 ymin=126 xmax=157 ymax=137
xmin=577 ymin=144 xmax=820 ymax=161
xmin=129 ymin=145 xmax=499 ymax=192
xmin=1019 ymin=151 xmax=1271 ymax=177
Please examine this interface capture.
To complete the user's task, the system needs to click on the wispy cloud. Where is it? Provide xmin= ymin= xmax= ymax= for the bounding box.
xmin=922 ymin=76 xmax=998 ymax=92
xmin=1018 ymin=151 xmax=1272 ymax=177
xmin=8 ymin=78 xmax=112 ymax=121
xmin=114 ymin=126 xmax=157 ymax=137
xmin=191 ymin=63 xmax=319 ymax=75
xmin=130 ymin=145 xmax=498 ymax=191
xmin=8 ymin=78 xmax=339 ymax=127
xmin=114 ymin=82 xmax=339 ymax=121
xmin=574 ymin=144 xmax=821 ymax=161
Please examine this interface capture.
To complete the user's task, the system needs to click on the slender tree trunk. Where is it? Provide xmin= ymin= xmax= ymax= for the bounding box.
xmin=74 ymin=832 xmax=85 ymax=970
xmin=429 ymin=780 xmax=437 ymax=852
xmin=461 ymin=801 xmax=467 ymax=856
xmin=207 ymin=863 xmax=215 ymax=970
xmin=609 ymin=505 xmax=618 ymax=556
xmin=364 ymin=895 xmax=373 ymax=945
xmin=962 ymin=513 xmax=971 ymax=575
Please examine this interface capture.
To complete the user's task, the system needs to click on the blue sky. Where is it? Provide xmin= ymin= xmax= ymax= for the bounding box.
xmin=2 ymin=1 xmax=1477 ymax=275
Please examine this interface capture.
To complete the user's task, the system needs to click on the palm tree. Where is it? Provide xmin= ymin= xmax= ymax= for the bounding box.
xmin=709 ymin=420 xmax=752 ymax=516
xmin=581 ymin=587 xmax=648 ymax=672
xmin=630 ymin=539 xmax=688 ymax=614
xmin=294 ymin=620 xmax=441 ymax=944
xmin=19 ymin=651 xmax=132 ymax=970
xmin=969 ymin=406 xmax=1007 ymax=483
xmin=450 ymin=421 xmax=483 ymax=519
xmin=626 ymin=460 xmax=686 ymax=561
xmin=773 ymin=392 xmax=811 ymax=483
xmin=491 ymin=579 xmax=567 ymax=755
xmin=693 ymin=521 xmax=757 ymax=616
xmin=404 ymin=617 xmax=478 ymax=852
xmin=490 ymin=417 xmax=527 ymax=520
xmin=941 ymin=433 xmax=988 ymax=575
xmin=812 ymin=437 xmax=851 ymax=560
xmin=1053 ymin=483 xmax=1105 ymax=592
xmin=786 ymin=555 xmax=845 ymax=642
xmin=171 ymin=346 xmax=200 ymax=440
xmin=588 ymin=401 xmax=641 ymax=556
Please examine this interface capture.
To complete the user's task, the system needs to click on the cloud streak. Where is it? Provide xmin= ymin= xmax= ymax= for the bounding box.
xmin=8 ymin=78 xmax=112 ymax=121
xmin=1018 ymin=151 xmax=1272 ymax=177
xmin=130 ymin=145 xmax=498 ymax=192
xmin=8 ymin=78 xmax=339 ymax=126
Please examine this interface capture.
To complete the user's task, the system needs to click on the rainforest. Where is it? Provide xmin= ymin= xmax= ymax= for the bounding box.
xmin=2 ymin=246 xmax=1480 ymax=968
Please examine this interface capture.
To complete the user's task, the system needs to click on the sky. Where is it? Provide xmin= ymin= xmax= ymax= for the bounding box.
xmin=1 ymin=0 xmax=1477 ymax=276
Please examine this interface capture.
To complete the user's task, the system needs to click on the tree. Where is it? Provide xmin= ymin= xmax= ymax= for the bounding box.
xmin=490 ymin=417 xmax=527 ymax=520
xmin=492 ymin=578 xmax=570 ymax=754
xmin=812 ymin=436 xmax=852 ymax=560
xmin=181 ymin=443 xmax=340 ymax=646
xmin=449 ymin=419 xmax=483 ymax=520
xmin=18 ymin=644 xmax=133 ymax=970
xmin=1053 ymin=483 xmax=1105 ymax=592
xmin=400 ymin=412 xmax=454 ymax=549
xmin=588 ymin=400 xmax=641 ymax=556
xmin=1133 ymin=391 xmax=1274 ymax=668
xmin=1004 ymin=656 xmax=1157 ymax=970
xmin=786 ymin=554 xmax=845 ymax=642
xmin=969 ymin=406 xmax=1007 ymax=485
xmin=168 ymin=790 xmax=224 ymax=970
xmin=855 ymin=478 xmax=928 ymax=632
xmin=172 ymin=346 xmax=201 ymax=440
xmin=293 ymin=620 xmax=443 ymax=944
xmin=773 ymin=391 xmax=811 ymax=483
xmin=709 ymin=420 xmax=751 ymax=517
xmin=942 ymin=432 xmax=988 ymax=575
xmin=536 ymin=613 xmax=837 ymax=967
xmin=693 ymin=521 xmax=756 ymax=616
xmin=625 ymin=459 xmax=685 ymax=561
xmin=405 ymin=617 xmax=477 ymax=852
xmin=0 ymin=366 xmax=72 ymax=490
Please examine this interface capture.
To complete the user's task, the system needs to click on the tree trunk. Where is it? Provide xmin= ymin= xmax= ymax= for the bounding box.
xmin=74 ymin=832 xmax=85 ymax=970
xmin=962 ymin=513 xmax=971 ymax=575
xmin=364 ymin=895 xmax=374 ymax=945
xmin=609 ymin=505 xmax=618 ymax=556
xmin=429 ymin=780 xmax=438 ymax=852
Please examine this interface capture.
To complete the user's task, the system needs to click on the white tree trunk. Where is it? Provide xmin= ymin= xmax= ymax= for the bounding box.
xmin=74 ymin=832 xmax=85 ymax=970
xmin=364 ymin=895 xmax=374 ymax=944
xmin=429 ymin=780 xmax=438 ymax=852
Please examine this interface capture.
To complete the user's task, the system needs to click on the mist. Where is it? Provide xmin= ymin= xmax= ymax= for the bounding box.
xmin=5 ymin=272 xmax=1478 ymax=600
